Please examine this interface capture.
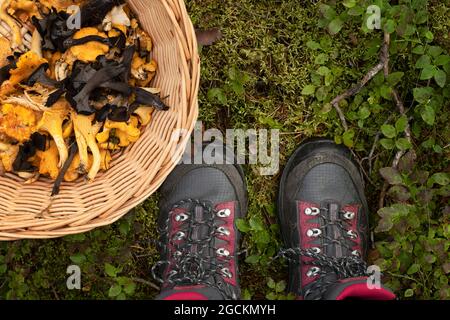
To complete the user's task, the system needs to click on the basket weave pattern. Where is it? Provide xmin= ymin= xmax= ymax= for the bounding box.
xmin=0 ymin=0 xmax=199 ymax=240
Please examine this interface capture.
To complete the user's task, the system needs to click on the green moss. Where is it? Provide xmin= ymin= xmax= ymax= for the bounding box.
xmin=0 ymin=0 xmax=448 ymax=300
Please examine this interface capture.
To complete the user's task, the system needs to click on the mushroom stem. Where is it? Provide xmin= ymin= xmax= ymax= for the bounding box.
xmin=0 ymin=0 xmax=23 ymax=49
xmin=31 ymin=29 xmax=42 ymax=57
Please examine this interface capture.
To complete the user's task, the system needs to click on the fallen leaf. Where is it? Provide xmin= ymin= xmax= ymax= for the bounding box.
xmin=195 ymin=28 xmax=223 ymax=46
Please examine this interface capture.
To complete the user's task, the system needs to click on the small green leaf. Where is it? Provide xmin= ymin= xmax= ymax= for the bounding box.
xmin=358 ymin=106 xmax=370 ymax=120
xmin=347 ymin=6 xmax=364 ymax=16
xmin=342 ymin=129 xmax=355 ymax=148
xmin=266 ymin=292 xmax=277 ymax=300
xmin=396 ymin=138 xmax=412 ymax=151
xmin=412 ymin=45 xmax=425 ymax=55
xmin=413 ymin=87 xmax=433 ymax=104
xmin=245 ymin=255 xmax=260 ymax=264
xmin=381 ymin=124 xmax=397 ymax=138
xmin=207 ymin=88 xmax=227 ymax=104
xmin=116 ymin=293 xmax=126 ymax=300
xmin=384 ymin=19 xmax=396 ymax=34
xmin=249 ymin=216 xmax=264 ymax=231
xmin=315 ymin=86 xmax=328 ymax=101
xmin=434 ymin=69 xmax=447 ymax=88
xmin=420 ymin=65 xmax=436 ymax=80
xmin=275 ymin=280 xmax=287 ymax=293
xmin=236 ymin=219 xmax=251 ymax=233
xmin=301 ymin=85 xmax=316 ymax=96
xmin=415 ymin=10 xmax=428 ymax=24
xmin=421 ymin=104 xmax=435 ymax=125
xmin=228 ymin=67 xmax=238 ymax=81
xmin=108 ymin=284 xmax=122 ymax=298
xmin=379 ymin=167 xmax=403 ymax=185
xmin=386 ymin=72 xmax=404 ymax=86
xmin=428 ymin=46 xmax=443 ymax=58
xmin=425 ymin=31 xmax=434 ymax=41
xmin=428 ymin=173 xmax=449 ymax=186
xmin=317 ymin=66 xmax=330 ymax=76
xmin=255 ymin=230 xmax=271 ymax=244
xmin=415 ymin=55 xmax=431 ymax=69
xmin=230 ymin=81 xmax=244 ymax=95
xmin=242 ymin=289 xmax=252 ymax=300
xmin=319 ymin=4 xmax=336 ymax=20
xmin=387 ymin=185 xmax=411 ymax=202
xmin=324 ymin=73 xmax=334 ymax=86
xmin=314 ymin=53 xmax=328 ymax=65
xmin=395 ymin=116 xmax=408 ymax=133
xmin=267 ymin=277 xmax=276 ymax=289
xmin=380 ymin=138 xmax=395 ymax=150
xmin=320 ymin=103 xmax=332 ymax=113
xmin=123 ymin=281 xmax=136 ymax=295
xmin=306 ymin=40 xmax=321 ymax=50
xmin=435 ymin=55 xmax=450 ymax=66
xmin=105 ymin=263 xmax=118 ymax=278
xmin=342 ymin=0 xmax=356 ymax=8
xmin=407 ymin=263 xmax=420 ymax=275
xmin=328 ymin=18 xmax=344 ymax=35
xmin=404 ymin=289 xmax=414 ymax=297
xmin=69 ymin=253 xmax=86 ymax=265
xmin=379 ymin=85 xmax=392 ymax=100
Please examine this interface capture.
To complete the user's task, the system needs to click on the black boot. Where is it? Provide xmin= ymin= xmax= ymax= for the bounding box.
xmin=152 ymin=145 xmax=248 ymax=300
xmin=277 ymin=138 xmax=395 ymax=300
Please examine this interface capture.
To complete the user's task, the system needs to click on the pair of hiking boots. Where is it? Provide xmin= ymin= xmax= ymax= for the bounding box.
xmin=151 ymin=138 xmax=395 ymax=300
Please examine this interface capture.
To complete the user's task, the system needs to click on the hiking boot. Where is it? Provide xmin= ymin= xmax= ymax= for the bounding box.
xmin=277 ymin=138 xmax=395 ymax=300
xmin=152 ymin=144 xmax=248 ymax=300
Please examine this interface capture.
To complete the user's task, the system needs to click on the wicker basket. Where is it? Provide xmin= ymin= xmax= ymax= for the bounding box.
xmin=0 ymin=0 xmax=199 ymax=240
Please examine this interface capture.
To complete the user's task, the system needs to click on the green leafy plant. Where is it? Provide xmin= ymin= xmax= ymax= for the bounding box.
xmin=105 ymin=263 xmax=136 ymax=300
xmin=265 ymin=278 xmax=295 ymax=300
xmin=207 ymin=67 xmax=251 ymax=104
xmin=300 ymin=0 xmax=450 ymax=299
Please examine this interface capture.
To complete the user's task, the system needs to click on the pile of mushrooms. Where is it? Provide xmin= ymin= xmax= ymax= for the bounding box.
xmin=0 ymin=0 xmax=168 ymax=195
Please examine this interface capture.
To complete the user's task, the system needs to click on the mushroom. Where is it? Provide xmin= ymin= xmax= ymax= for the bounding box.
xmin=98 ymin=117 xmax=140 ymax=148
xmin=0 ymin=51 xmax=47 ymax=95
xmin=102 ymin=4 xmax=130 ymax=32
xmin=71 ymin=112 xmax=102 ymax=181
xmin=99 ymin=148 xmax=111 ymax=170
xmin=30 ymin=28 xmax=42 ymax=57
xmin=68 ymin=27 xmax=109 ymax=63
xmin=36 ymin=99 xmax=69 ymax=167
xmin=63 ymin=152 xmax=80 ymax=182
xmin=0 ymin=141 xmax=18 ymax=171
xmin=8 ymin=0 xmax=40 ymax=21
xmin=36 ymin=140 xmax=59 ymax=179
xmin=133 ymin=106 xmax=153 ymax=126
xmin=0 ymin=36 xmax=12 ymax=66
xmin=131 ymin=54 xmax=156 ymax=86
xmin=62 ymin=119 xmax=73 ymax=138
xmin=0 ymin=0 xmax=23 ymax=50
xmin=0 ymin=102 xmax=36 ymax=142
xmin=68 ymin=63 xmax=125 ymax=115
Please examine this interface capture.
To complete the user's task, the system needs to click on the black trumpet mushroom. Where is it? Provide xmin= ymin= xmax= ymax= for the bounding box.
xmin=68 ymin=64 xmax=125 ymax=115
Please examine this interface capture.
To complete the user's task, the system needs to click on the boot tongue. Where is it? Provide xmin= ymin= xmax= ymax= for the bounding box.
xmin=325 ymin=202 xmax=343 ymax=258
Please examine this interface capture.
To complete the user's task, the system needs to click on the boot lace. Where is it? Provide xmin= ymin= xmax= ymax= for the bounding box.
xmin=151 ymin=199 xmax=238 ymax=300
xmin=277 ymin=204 xmax=370 ymax=299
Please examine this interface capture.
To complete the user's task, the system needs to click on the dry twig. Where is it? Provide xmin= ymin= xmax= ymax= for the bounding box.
xmin=329 ymin=31 xmax=413 ymax=209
